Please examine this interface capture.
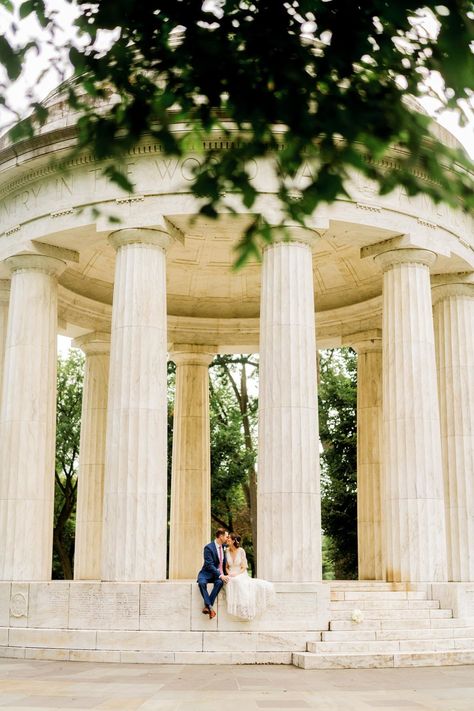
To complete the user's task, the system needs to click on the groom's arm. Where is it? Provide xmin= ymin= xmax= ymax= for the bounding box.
xmin=203 ymin=545 xmax=221 ymax=578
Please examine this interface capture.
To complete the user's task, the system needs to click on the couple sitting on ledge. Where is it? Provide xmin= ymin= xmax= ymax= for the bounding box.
xmin=197 ymin=528 xmax=275 ymax=621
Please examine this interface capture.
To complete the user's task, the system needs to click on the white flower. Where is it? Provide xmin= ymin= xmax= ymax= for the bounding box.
xmin=351 ymin=608 xmax=364 ymax=624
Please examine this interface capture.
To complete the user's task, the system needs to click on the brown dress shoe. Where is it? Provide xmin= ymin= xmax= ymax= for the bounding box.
xmin=202 ymin=607 xmax=210 ymax=614
xmin=209 ymin=608 xmax=216 ymax=619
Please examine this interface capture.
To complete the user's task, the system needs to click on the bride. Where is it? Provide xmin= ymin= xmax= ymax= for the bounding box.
xmin=224 ymin=533 xmax=275 ymax=620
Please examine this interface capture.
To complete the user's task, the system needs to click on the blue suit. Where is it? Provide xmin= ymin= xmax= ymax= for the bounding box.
xmin=197 ymin=542 xmax=228 ymax=609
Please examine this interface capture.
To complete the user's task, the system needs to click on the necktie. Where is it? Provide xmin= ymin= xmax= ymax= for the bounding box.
xmin=218 ymin=545 xmax=223 ymax=574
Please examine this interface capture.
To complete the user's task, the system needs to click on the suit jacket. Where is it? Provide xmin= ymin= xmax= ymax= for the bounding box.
xmin=197 ymin=542 xmax=228 ymax=582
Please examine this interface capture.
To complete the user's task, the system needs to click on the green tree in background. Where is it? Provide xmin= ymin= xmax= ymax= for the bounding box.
xmin=53 ymin=346 xmax=357 ymax=580
xmin=166 ymin=355 xmax=258 ymax=570
xmin=1 ymin=2 xmax=472 ymax=263
xmin=318 ymin=348 xmax=358 ymax=579
xmin=53 ymin=348 xmax=84 ymax=579
xmin=209 ymin=355 xmax=258 ymax=572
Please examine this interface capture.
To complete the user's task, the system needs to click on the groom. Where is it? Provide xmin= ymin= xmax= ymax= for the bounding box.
xmin=197 ymin=528 xmax=229 ymax=619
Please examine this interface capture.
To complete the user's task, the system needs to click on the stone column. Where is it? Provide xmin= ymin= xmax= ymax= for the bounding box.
xmin=432 ymin=275 xmax=474 ymax=581
xmin=375 ymin=248 xmax=447 ymax=582
xmin=257 ymin=232 xmax=321 ymax=582
xmin=102 ymin=228 xmax=170 ymax=581
xmin=350 ymin=331 xmax=384 ymax=580
xmin=0 ymin=281 xmax=10 ymax=405
xmin=169 ymin=346 xmax=215 ymax=579
xmin=0 ymin=254 xmax=65 ymax=580
xmin=73 ymin=332 xmax=111 ymax=580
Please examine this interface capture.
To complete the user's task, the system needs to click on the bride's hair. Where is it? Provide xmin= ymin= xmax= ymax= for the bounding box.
xmin=229 ymin=533 xmax=241 ymax=548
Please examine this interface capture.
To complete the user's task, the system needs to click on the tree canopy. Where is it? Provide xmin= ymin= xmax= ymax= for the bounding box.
xmin=0 ymin=1 xmax=473 ymax=262
xmin=2 ymin=0 xmax=466 ymax=573
xmin=53 ymin=348 xmax=84 ymax=578
xmin=319 ymin=348 xmax=358 ymax=579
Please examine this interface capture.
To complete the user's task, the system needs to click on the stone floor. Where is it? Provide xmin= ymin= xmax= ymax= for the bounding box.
xmin=0 ymin=660 xmax=472 ymax=710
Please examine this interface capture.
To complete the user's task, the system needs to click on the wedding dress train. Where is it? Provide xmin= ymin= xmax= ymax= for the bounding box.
xmin=225 ymin=548 xmax=275 ymax=620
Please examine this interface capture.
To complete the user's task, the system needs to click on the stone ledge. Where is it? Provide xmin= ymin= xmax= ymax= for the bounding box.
xmin=0 ymin=627 xmax=321 ymax=653
xmin=0 ymin=581 xmax=329 ymax=633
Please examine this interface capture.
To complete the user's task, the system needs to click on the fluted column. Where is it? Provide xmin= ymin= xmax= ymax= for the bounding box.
xmin=102 ymin=228 xmax=170 ymax=581
xmin=0 ymin=281 xmax=10 ymax=405
xmin=432 ymin=276 xmax=474 ymax=581
xmin=0 ymin=255 xmax=65 ymax=580
xmin=376 ymin=247 xmax=447 ymax=582
xmin=257 ymin=232 xmax=321 ymax=582
xmin=169 ymin=346 xmax=215 ymax=579
xmin=73 ymin=332 xmax=111 ymax=580
xmin=350 ymin=331 xmax=383 ymax=580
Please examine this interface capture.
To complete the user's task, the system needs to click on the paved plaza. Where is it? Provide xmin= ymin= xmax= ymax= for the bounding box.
xmin=0 ymin=659 xmax=471 ymax=710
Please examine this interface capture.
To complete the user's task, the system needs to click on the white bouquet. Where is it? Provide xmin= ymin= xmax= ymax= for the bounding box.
xmin=351 ymin=608 xmax=364 ymax=624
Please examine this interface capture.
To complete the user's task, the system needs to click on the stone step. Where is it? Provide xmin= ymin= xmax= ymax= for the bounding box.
xmin=328 ymin=582 xmax=430 ymax=592
xmin=331 ymin=591 xmax=428 ymax=601
xmin=308 ymin=640 xmax=401 ymax=653
xmin=330 ymin=617 xmax=474 ymax=631
xmin=330 ymin=600 xmax=439 ymax=610
xmin=430 ymin=617 xmax=474 ymax=628
xmin=329 ymin=608 xmax=452 ymax=620
xmin=323 ymin=627 xmax=474 ymax=642
xmin=292 ymin=649 xmax=474 ymax=670
xmin=307 ymin=639 xmax=474 ymax=654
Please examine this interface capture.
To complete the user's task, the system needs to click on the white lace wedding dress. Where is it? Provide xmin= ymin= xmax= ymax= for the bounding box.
xmin=225 ymin=548 xmax=275 ymax=620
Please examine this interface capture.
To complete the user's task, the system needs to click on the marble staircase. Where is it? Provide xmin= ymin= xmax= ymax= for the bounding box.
xmin=293 ymin=582 xmax=474 ymax=669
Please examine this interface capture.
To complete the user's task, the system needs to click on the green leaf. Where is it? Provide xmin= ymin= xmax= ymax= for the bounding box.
xmin=0 ymin=36 xmax=22 ymax=80
xmin=19 ymin=0 xmax=35 ymax=18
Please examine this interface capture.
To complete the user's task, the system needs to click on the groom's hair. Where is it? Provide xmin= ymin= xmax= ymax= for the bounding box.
xmin=215 ymin=527 xmax=227 ymax=539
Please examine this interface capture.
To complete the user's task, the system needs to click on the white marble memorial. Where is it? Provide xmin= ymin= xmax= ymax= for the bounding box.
xmin=0 ymin=83 xmax=472 ymax=664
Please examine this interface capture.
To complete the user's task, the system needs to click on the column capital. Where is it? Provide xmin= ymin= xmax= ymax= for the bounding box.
xmin=263 ymin=226 xmax=320 ymax=253
xmin=73 ymin=331 xmax=111 ymax=356
xmin=346 ymin=329 xmax=382 ymax=353
xmin=169 ymin=345 xmax=216 ymax=368
xmin=108 ymin=227 xmax=171 ymax=252
xmin=4 ymin=254 xmax=67 ymax=277
xmin=374 ymin=248 xmax=437 ymax=272
xmin=431 ymin=272 xmax=474 ymax=304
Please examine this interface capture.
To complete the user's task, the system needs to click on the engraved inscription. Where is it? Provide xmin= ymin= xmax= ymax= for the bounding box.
xmin=69 ymin=584 xmax=139 ymax=630
xmin=154 ymin=158 xmax=179 ymax=181
xmin=55 ymin=175 xmax=74 ymax=198
xmin=28 ymin=584 xmax=69 ymax=628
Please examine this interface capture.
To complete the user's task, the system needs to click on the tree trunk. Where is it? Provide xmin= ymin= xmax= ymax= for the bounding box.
xmin=53 ymin=478 xmax=76 ymax=580
xmin=53 ymin=528 xmax=73 ymax=579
